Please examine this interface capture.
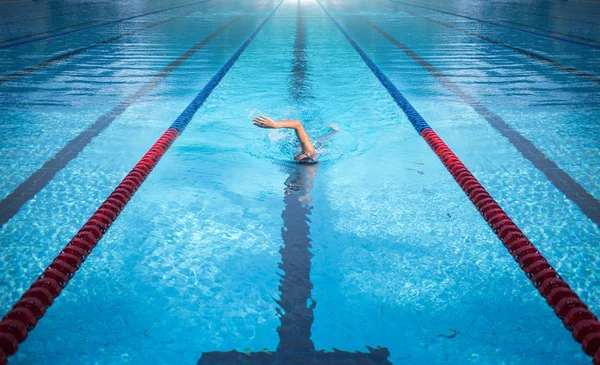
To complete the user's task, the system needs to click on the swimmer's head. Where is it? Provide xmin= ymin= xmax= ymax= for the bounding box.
xmin=295 ymin=153 xmax=318 ymax=164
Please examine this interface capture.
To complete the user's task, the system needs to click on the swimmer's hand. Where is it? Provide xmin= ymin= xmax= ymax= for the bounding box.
xmin=252 ymin=115 xmax=277 ymax=129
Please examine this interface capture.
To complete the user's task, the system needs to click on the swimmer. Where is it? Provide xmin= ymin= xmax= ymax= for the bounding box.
xmin=253 ymin=115 xmax=337 ymax=164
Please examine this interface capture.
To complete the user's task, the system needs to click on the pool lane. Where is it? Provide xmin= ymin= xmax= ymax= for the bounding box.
xmin=297 ymin=2 xmax=596 ymax=364
xmin=387 ymin=0 xmax=600 ymax=50
xmin=373 ymin=2 xmax=600 ymax=85
xmin=491 ymin=7 xmax=598 ymax=27
xmin=0 ymin=0 xmax=186 ymax=46
xmin=373 ymin=0 xmax=600 ymax=79
xmin=0 ymin=0 xmax=213 ymax=50
xmin=1 ymin=3 xmax=288 ymax=363
xmin=318 ymin=1 xmax=600 ymax=361
xmin=476 ymin=0 xmax=600 ymax=23
xmin=0 ymin=0 xmax=166 ymax=27
xmin=200 ymin=3 xmax=390 ymax=364
xmin=0 ymin=1 xmax=282 ymax=363
xmin=0 ymin=0 xmax=156 ymax=43
xmin=0 ymin=7 xmax=112 ymax=27
xmin=0 ymin=0 xmax=110 ymax=20
xmin=0 ymin=1 xmax=219 ymax=85
xmin=429 ymin=2 xmax=600 ymax=45
xmin=496 ymin=19 xmax=600 ymax=46
xmin=0 ymin=20 xmax=106 ymax=46
xmin=306 ymin=1 xmax=598 ymax=364
xmin=0 ymin=0 xmax=247 ymax=76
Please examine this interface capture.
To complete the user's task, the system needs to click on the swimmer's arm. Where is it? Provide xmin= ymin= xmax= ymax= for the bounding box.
xmin=279 ymin=119 xmax=316 ymax=156
xmin=253 ymin=116 xmax=316 ymax=156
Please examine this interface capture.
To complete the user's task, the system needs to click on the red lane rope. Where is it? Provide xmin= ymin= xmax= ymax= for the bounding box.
xmin=421 ymin=128 xmax=600 ymax=364
xmin=0 ymin=128 xmax=179 ymax=362
xmin=316 ymin=1 xmax=600 ymax=363
xmin=0 ymin=1 xmax=284 ymax=361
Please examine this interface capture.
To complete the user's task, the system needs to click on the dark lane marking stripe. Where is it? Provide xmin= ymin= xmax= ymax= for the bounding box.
xmin=0 ymin=0 xmax=182 ymax=44
xmin=0 ymin=8 xmax=97 ymax=26
xmin=504 ymin=8 xmax=598 ymax=26
xmin=357 ymin=15 xmax=600 ymax=228
xmin=0 ymin=0 xmax=211 ymax=50
xmin=381 ymin=4 xmax=600 ymax=85
xmin=278 ymin=167 xmax=317 ymax=353
xmin=0 ymin=14 xmax=245 ymax=228
xmin=277 ymin=4 xmax=390 ymax=360
xmin=0 ymin=0 xmax=104 ymax=15
xmin=514 ymin=1 xmax=600 ymax=17
xmin=0 ymin=3 xmax=214 ymax=85
xmin=388 ymin=0 xmax=600 ymax=50
xmin=278 ymin=0 xmax=315 ymax=352
xmin=0 ymin=19 xmax=103 ymax=45
xmin=0 ymin=0 xmax=141 ymax=25
xmin=289 ymin=0 xmax=309 ymax=103
xmin=500 ymin=18 xmax=600 ymax=45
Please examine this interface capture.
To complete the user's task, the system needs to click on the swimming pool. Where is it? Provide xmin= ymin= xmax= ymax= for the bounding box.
xmin=0 ymin=0 xmax=599 ymax=363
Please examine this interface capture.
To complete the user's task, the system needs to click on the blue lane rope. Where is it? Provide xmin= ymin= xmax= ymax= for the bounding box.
xmin=169 ymin=2 xmax=284 ymax=133
xmin=389 ymin=0 xmax=600 ymax=50
xmin=0 ymin=0 xmax=211 ymax=51
xmin=315 ymin=2 xmax=431 ymax=133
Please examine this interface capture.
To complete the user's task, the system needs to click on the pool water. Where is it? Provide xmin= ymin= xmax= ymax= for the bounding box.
xmin=0 ymin=0 xmax=599 ymax=364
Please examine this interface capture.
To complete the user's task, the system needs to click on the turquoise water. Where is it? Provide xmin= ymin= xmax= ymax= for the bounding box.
xmin=0 ymin=0 xmax=599 ymax=364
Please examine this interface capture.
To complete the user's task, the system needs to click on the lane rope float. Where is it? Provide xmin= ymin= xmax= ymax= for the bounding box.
xmin=0 ymin=2 xmax=283 ymax=363
xmin=316 ymin=1 xmax=600 ymax=364
xmin=0 ymin=0 xmax=212 ymax=50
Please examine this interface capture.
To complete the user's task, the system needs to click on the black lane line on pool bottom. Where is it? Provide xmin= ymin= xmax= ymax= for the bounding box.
xmin=0 ymin=0 xmax=200 ymax=44
xmin=0 ymin=0 xmax=212 ymax=50
xmin=502 ymin=7 xmax=598 ymax=26
xmin=198 ymin=2 xmax=391 ymax=363
xmin=0 ymin=14 xmax=246 ymax=229
xmin=357 ymin=15 xmax=600 ymax=229
xmin=199 ymin=166 xmax=391 ymax=365
xmin=388 ymin=0 xmax=600 ymax=50
xmin=498 ymin=18 xmax=600 ymax=46
xmin=0 ymin=0 xmax=162 ymax=27
xmin=381 ymin=3 xmax=600 ymax=85
xmin=280 ymin=4 xmax=315 ymax=352
xmin=0 ymin=0 xmax=106 ymax=19
xmin=0 ymin=19 xmax=103 ymax=45
xmin=0 ymin=2 xmax=216 ymax=85
xmin=0 ymin=7 xmax=101 ymax=26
